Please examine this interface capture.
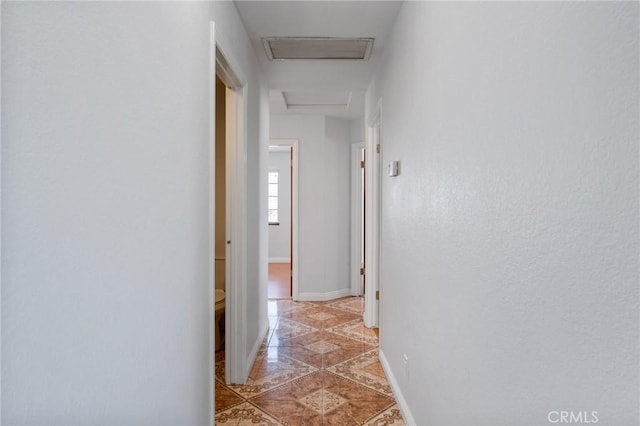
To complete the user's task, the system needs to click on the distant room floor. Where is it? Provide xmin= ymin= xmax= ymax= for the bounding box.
xmin=268 ymin=262 xmax=291 ymax=299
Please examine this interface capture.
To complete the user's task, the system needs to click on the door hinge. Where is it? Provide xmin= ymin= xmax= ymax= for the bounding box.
xmin=360 ymin=267 xmax=365 ymax=276
xmin=360 ymin=160 xmax=365 ymax=169
xmin=376 ymin=144 xmax=380 ymax=154
xmin=375 ymin=290 xmax=380 ymax=300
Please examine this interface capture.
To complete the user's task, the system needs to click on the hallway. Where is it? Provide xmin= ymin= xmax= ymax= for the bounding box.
xmin=2 ymin=1 xmax=638 ymax=424
xmin=215 ymin=297 xmax=403 ymax=425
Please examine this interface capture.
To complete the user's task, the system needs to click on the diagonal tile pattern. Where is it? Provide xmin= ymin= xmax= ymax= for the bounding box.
xmin=327 ymin=349 xmax=393 ymax=396
xmin=215 ymin=297 xmax=405 ymax=425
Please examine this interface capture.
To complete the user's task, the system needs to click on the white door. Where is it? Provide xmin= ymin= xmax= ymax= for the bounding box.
xmin=364 ymin=113 xmax=381 ymax=329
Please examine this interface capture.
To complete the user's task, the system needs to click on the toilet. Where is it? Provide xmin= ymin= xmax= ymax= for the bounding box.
xmin=214 ymin=289 xmax=225 ymax=351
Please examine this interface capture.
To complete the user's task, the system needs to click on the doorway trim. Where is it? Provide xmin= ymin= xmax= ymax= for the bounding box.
xmin=364 ymin=100 xmax=382 ymax=328
xmin=269 ymin=139 xmax=299 ymax=301
xmin=210 ymin=22 xmax=248 ymax=404
xmin=350 ymin=142 xmax=365 ymax=296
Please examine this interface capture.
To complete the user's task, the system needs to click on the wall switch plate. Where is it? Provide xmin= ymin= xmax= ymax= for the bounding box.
xmin=388 ymin=160 xmax=400 ymax=177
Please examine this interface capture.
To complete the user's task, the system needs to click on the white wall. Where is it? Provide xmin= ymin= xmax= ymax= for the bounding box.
xmin=324 ymin=117 xmax=352 ymax=298
xmin=268 ymin=151 xmax=291 ymax=262
xmin=349 ymin=117 xmax=365 ymax=144
xmin=257 ymin=76 xmax=271 ymax=352
xmin=1 ymin=1 xmax=268 ymax=424
xmin=367 ymin=2 xmax=639 ymax=425
xmin=270 ymin=115 xmax=351 ymax=299
xmin=242 ymin=25 xmax=270 ymax=382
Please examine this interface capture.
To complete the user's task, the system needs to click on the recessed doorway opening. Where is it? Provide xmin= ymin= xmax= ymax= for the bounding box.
xmin=267 ymin=140 xmax=299 ymax=300
xmin=210 ymin=25 xmax=249 ymax=395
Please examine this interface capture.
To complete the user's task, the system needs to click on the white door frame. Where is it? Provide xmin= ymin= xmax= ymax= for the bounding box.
xmin=364 ymin=101 xmax=382 ymax=328
xmin=269 ymin=139 xmax=299 ymax=301
xmin=350 ymin=142 xmax=365 ymax=296
xmin=210 ymin=22 xmax=248 ymax=407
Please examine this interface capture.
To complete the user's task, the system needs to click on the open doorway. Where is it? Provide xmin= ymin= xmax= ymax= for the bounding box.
xmin=267 ymin=145 xmax=292 ymax=298
xmin=214 ymin=75 xmax=227 ymax=355
xmin=211 ymin=32 xmax=248 ymax=388
xmin=267 ymin=140 xmax=299 ymax=300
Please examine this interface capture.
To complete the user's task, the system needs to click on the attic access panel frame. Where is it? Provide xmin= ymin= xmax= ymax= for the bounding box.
xmin=262 ymin=37 xmax=374 ymax=60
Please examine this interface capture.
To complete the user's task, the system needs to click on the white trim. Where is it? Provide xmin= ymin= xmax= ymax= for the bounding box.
xmin=269 ymin=139 xmax=299 ymax=301
xmin=364 ymin=101 xmax=382 ymax=328
xmin=216 ymin=44 xmax=243 ymax=90
xmin=350 ymin=142 xmax=365 ymax=296
xmin=208 ymin=22 xmax=216 ymax=423
xmin=226 ymin=83 xmax=248 ymax=385
xmin=0 ymin=1 xmax=4 ymax=420
xmin=297 ymin=288 xmax=351 ymax=302
xmin=269 ymin=145 xmax=290 ymax=153
xmin=379 ymin=349 xmax=416 ymax=426
xmin=245 ymin=320 xmax=270 ymax=379
xmin=211 ymin=26 xmax=249 ymax=388
xmin=268 ymin=257 xmax=291 ymax=263
xmin=0 ymin=0 xmax=4 ymax=417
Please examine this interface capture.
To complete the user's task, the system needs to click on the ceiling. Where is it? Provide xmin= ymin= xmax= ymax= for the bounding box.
xmin=234 ymin=1 xmax=403 ymax=120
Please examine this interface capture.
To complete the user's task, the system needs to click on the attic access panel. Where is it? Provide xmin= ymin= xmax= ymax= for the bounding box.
xmin=263 ymin=37 xmax=374 ymax=60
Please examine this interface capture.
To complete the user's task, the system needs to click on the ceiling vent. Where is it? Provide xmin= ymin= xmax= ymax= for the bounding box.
xmin=263 ymin=37 xmax=374 ymax=60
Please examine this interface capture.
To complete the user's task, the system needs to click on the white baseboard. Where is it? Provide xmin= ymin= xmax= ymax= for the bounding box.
xmin=296 ymin=288 xmax=350 ymax=302
xmin=379 ymin=348 xmax=416 ymax=426
xmin=244 ymin=318 xmax=270 ymax=380
xmin=268 ymin=257 xmax=290 ymax=263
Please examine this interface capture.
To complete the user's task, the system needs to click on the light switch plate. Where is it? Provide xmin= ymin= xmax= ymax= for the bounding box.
xmin=388 ymin=160 xmax=400 ymax=177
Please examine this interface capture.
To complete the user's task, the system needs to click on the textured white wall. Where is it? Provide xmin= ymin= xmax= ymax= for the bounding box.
xmin=349 ymin=117 xmax=365 ymax=144
xmin=257 ymin=79 xmax=271 ymax=345
xmin=1 ymin=1 xmax=267 ymax=424
xmin=366 ymin=2 xmax=639 ymax=425
xmin=270 ymin=115 xmax=351 ymax=298
xmin=324 ymin=117 xmax=352 ymax=296
xmin=268 ymin=151 xmax=291 ymax=261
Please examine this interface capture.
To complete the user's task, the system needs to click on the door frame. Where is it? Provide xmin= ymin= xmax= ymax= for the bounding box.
xmin=350 ymin=142 xmax=365 ymax=296
xmin=269 ymin=139 xmax=299 ymax=301
xmin=210 ymin=22 xmax=248 ymax=402
xmin=364 ymin=101 xmax=382 ymax=328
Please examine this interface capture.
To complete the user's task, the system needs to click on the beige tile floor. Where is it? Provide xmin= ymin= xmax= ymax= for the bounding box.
xmin=215 ymin=297 xmax=405 ymax=425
